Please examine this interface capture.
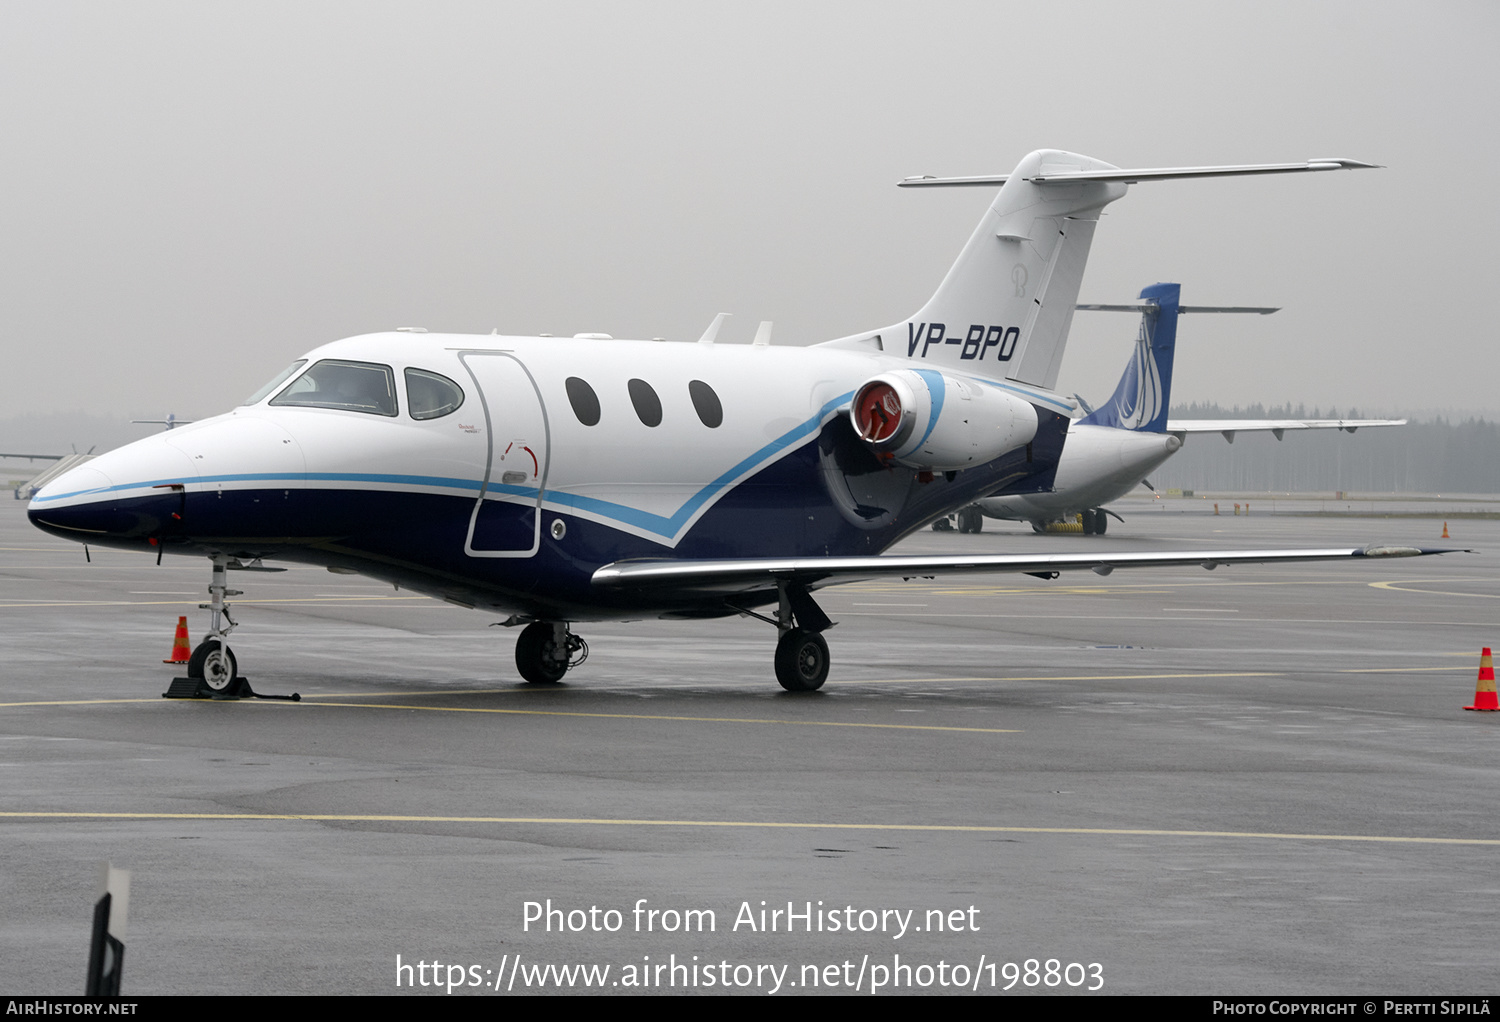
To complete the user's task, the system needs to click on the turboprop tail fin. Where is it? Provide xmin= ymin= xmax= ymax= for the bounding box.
xmin=1078 ymin=283 xmax=1181 ymax=433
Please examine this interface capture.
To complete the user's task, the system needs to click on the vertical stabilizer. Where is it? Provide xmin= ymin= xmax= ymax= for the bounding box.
xmin=1078 ymin=282 xmax=1180 ymax=433
xmin=896 ymin=150 xmax=1128 ymax=388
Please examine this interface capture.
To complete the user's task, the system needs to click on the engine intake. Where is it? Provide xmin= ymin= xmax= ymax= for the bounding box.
xmin=849 ymin=369 xmax=1038 ymax=471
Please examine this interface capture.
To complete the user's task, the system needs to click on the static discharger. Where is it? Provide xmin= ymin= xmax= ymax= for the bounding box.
xmin=163 ymin=616 xmax=191 ymax=665
xmin=1465 ymin=648 xmax=1497 ymax=712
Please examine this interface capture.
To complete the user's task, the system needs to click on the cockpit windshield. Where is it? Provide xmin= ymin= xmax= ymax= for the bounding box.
xmin=269 ymin=359 xmax=399 ymax=416
xmin=242 ymin=361 xmax=307 ymax=406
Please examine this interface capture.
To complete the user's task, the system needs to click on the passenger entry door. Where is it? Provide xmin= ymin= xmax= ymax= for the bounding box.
xmin=458 ymin=351 xmax=551 ymax=557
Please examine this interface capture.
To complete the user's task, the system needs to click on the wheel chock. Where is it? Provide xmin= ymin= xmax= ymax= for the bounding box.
xmin=162 ymin=677 xmax=301 ymax=701
xmin=1465 ymin=648 xmax=1498 ymax=711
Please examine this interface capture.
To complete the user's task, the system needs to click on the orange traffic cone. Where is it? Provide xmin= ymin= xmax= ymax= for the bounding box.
xmin=1465 ymin=648 xmax=1498 ymax=711
xmin=163 ymin=616 xmax=192 ymax=664
xmin=1442 ymin=522 xmax=1450 ymax=539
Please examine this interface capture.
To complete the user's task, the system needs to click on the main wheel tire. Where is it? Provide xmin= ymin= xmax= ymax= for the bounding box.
xmin=960 ymin=507 xmax=983 ymax=533
xmin=775 ymin=628 xmax=829 ymax=692
xmin=1081 ymin=508 xmax=1097 ymax=535
xmin=1094 ymin=508 xmax=1108 ymax=534
xmin=187 ymin=640 xmax=238 ymax=692
xmin=932 ymin=517 xmax=953 ymax=532
xmin=515 ymin=621 xmax=568 ymax=684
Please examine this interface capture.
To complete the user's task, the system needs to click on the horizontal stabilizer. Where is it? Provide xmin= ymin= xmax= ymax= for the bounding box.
xmin=1077 ymin=304 xmax=1279 ymax=315
xmin=900 ymin=159 xmax=1379 ymax=188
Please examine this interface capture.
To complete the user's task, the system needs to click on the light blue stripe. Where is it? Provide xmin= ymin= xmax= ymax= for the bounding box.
xmin=910 ymin=369 xmax=946 ymax=451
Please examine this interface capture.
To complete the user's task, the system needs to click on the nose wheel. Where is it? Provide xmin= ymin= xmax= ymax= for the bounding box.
xmin=187 ymin=640 xmax=238 ymax=691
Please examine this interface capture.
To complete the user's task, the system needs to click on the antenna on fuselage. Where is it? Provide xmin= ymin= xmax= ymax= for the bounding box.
xmin=697 ymin=312 xmax=732 ymax=345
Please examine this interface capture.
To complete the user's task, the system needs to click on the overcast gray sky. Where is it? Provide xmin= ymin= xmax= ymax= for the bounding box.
xmin=2 ymin=1 xmax=1495 ymax=433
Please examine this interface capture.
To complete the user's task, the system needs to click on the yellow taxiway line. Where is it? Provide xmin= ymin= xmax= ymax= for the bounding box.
xmin=1 ymin=811 xmax=1495 ymax=846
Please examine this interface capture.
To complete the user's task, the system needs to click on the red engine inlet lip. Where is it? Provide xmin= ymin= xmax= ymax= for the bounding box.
xmin=853 ymin=382 xmax=904 ymax=443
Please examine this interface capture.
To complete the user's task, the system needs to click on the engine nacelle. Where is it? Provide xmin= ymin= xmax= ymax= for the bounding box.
xmin=849 ymin=369 xmax=1039 ymax=471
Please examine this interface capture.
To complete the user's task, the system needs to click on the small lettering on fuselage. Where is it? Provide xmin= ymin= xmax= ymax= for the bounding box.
xmin=907 ymin=322 xmax=1019 ymax=361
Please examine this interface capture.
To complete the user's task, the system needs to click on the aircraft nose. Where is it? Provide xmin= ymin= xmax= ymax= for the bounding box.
xmin=28 ymin=437 xmax=197 ymax=543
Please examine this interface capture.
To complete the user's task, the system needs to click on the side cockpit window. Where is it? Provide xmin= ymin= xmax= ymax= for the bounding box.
xmin=270 ymin=359 xmax=398 ymax=416
xmin=242 ymin=360 xmax=307 ymax=405
xmin=405 ymin=368 xmax=465 ymax=420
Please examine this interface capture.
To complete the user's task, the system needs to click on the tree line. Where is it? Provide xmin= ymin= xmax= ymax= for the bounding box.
xmin=1154 ymin=404 xmax=1500 ymax=493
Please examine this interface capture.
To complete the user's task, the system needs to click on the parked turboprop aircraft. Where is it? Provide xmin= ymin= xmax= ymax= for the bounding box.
xmin=28 ymin=149 xmax=1448 ymax=693
xmin=946 ymin=283 xmax=1406 ymax=534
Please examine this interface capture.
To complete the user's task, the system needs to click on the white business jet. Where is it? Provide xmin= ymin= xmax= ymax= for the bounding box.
xmin=948 ymin=282 xmax=1405 ymax=535
xmin=28 ymin=150 xmax=1448 ymax=693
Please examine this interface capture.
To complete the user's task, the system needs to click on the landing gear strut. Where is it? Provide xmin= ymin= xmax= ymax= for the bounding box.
xmin=189 ymin=555 xmax=240 ymax=692
xmin=515 ymin=621 xmax=587 ymax=684
xmin=738 ymin=580 xmax=833 ymax=692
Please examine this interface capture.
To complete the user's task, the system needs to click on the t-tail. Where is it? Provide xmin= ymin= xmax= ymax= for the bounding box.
xmin=846 ymin=152 xmax=1375 ymax=393
xmin=894 ymin=150 xmax=1127 ymax=390
xmin=1077 ymin=282 xmax=1180 ymax=433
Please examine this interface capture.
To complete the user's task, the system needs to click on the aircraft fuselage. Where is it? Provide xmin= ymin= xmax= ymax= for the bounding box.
xmin=29 ymin=332 xmax=1068 ymax=621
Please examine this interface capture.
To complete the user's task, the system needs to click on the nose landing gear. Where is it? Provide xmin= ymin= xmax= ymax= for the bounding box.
xmin=185 ymin=554 xmax=242 ymax=692
xmin=164 ymin=554 xmax=298 ymax=701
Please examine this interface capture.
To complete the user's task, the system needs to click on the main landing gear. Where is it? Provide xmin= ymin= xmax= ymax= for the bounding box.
xmin=514 ymin=621 xmax=588 ymax=684
xmin=1081 ymin=507 xmax=1112 ymax=535
xmin=932 ymin=507 xmax=984 ymax=534
xmin=775 ymin=628 xmax=829 ymax=692
xmin=738 ymin=580 xmax=834 ymax=693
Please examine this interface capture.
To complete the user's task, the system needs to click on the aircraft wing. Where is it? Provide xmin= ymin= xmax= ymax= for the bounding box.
xmin=1166 ymin=418 xmax=1406 ymax=443
xmin=593 ymin=544 xmax=1462 ymax=597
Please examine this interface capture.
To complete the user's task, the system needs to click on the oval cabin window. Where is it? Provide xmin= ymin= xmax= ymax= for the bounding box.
xmin=688 ymin=380 xmax=723 ymax=428
xmin=627 ymin=378 xmax=662 ymax=427
xmin=565 ymin=377 xmax=601 ymax=426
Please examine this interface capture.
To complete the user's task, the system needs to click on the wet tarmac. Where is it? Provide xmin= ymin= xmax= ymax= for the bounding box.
xmin=2 ymin=497 xmax=1496 ymax=995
